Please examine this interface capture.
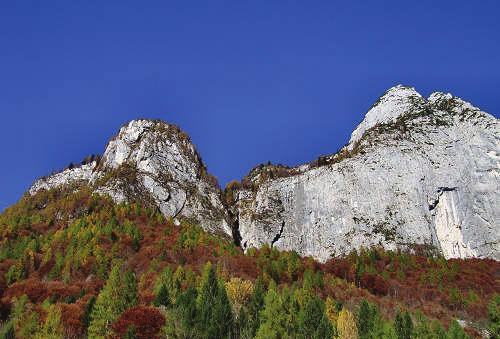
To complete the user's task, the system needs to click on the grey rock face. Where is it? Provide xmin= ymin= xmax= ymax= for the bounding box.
xmin=236 ymin=86 xmax=499 ymax=261
xmin=28 ymin=86 xmax=499 ymax=261
xmin=29 ymin=119 xmax=231 ymax=237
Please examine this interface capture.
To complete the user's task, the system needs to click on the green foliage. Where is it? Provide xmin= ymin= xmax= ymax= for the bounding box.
xmin=124 ymin=325 xmax=137 ymax=339
xmin=123 ymin=270 xmax=138 ymax=307
xmin=240 ymin=278 xmax=265 ymax=338
xmin=196 ymin=262 xmax=234 ymax=339
xmin=255 ymin=281 xmax=288 ymax=339
xmin=88 ymin=265 xmax=138 ymax=338
xmin=83 ymin=296 xmax=96 ymax=330
xmin=0 ymin=320 xmax=15 ymax=339
xmin=446 ymin=320 xmax=469 ymax=339
xmin=5 ymin=262 xmax=25 ymax=285
xmin=177 ymin=287 xmax=198 ymax=330
xmin=394 ymin=310 xmax=413 ymax=339
xmin=154 ymin=284 xmax=170 ymax=307
xmin=487 ymin=293 xmax=500 ymax=339
xmin=358 ymin=299 xmax=376 ymax=339
xmin=297 ymin=295 xmax=333 ymax=339
xmin=37 ymin=305 xmax=64 ymax=339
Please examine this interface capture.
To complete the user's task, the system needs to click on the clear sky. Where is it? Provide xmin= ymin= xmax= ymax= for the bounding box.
xmin=1 ymin=1 xmax=499 ymax=210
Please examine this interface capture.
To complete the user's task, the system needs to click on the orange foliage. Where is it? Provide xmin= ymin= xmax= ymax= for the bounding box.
xmin=112 ymin=306 xmax=165 ymax=339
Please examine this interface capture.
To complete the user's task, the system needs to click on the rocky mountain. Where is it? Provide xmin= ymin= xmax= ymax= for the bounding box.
xmin=28 ymin=85 xmax=499 ymax=262
xmin=235 ymin=86 xmax=499 ymax=261
xmin=30 ymin=119 xmax=232 ymax=237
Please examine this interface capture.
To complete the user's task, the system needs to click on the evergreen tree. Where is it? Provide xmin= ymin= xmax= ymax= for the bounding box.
xmin=255 ymin=281 xmax=288 ymax=339
xmin=298 ymin=296 xmax=333 ymax=339
xmin=447 ymin=320 xmax=469 ymax=339
xmin=0 ymin=321 xmax=15 ymax=339
xmin=82 ymin=295 xmax=96 ymax=330
xmin=37 ymin=305 xmax=64 ymax=339
xmin=358 ymin=299 xmax=374 ymax=339
xmin=241 ymin=277 xmax=265 ymax=338
xmin=154 ymin=284 xmax=170 ymax=307
xmin=123 ymin=269 xmax=138 ymax=308
xmin=124 ymin=325 xmax=137 ymax=339
xmin=196 ymin=262 xmax=234 ymax=339
xmin=176 ymin=287 xmax=198 ymax=330
xmin=394 ymin=310 xmax=413 ymax=339
xmin=88 ymin=264 xmax=136 ymax=338
xmin=488 ymin=294 xmax=500 ymax=339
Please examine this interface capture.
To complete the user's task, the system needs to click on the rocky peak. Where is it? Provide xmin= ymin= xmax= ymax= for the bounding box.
xmin=348 ymin=85 xmax=426 ymax=147
xmin=235 ymin=87 xmax=499 ymax=261
xmin=30 ymin=119 xmax=231 ymax=237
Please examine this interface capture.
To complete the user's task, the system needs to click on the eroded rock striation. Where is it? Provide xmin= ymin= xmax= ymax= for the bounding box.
xmin=29 ymin=85 xmax=499 ymax=261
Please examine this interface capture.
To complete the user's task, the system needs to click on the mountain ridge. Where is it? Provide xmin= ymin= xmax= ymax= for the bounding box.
xmin=26 ymin=85 xmax=500 ymax=262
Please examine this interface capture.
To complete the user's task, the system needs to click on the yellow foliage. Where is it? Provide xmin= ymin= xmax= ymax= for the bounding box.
xmin=337 ymin=307 xmax=358 ymax=339
xmin=325 ymin=296 xmax=339 ymax=325
xmin=225 ymin=277 xmax=254 ymax=312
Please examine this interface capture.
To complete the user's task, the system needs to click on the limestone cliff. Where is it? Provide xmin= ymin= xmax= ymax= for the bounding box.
xmin=234 ymin=86 xmax=499 ymax=261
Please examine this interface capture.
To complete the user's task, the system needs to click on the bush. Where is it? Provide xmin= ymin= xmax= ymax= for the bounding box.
xmin=112 ymin=306 xmax=165 ymax=339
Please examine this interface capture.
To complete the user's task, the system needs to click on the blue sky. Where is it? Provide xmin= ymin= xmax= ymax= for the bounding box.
xmin=1 ymin=1 xmax=499 ymax=210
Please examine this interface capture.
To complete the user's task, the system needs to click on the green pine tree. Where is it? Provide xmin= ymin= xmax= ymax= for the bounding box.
xmin=196 ymin=262 xmax=234 ymax=339
xmin=123 ymin=269 xmax=138 ymax=307
xmin=298 ymin=295 xmax=333 ymax=339
xmin=82 ymin=295 xmax=96 ymax=330
xmin=154 ymin=284 xmax=170 ymax=307
xmin=395 ymin=310 xmax=413 ymax=339
xmin=358 ymin=299 xmax=375 ymax=339
xmin=255 ymin=280 xmax=288 ymax=339
xmin=88 ymin=264 xmax=136 ymax=338
xmin=241 ymin=277 xmax=265 ymax=338
xmin=447 ymin=320 xmax=469 ymax=339
xmin=488 ymin=294 xmax=500 ymax=339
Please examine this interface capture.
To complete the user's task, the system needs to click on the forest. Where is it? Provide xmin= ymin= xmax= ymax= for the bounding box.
xmin=0 ymin=186 xmax=498 ymax=338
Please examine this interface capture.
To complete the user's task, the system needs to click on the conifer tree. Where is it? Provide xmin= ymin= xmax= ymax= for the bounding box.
xmin=298 ymin=295 xmax=333 ymax=339
xmin=82 ymin=296 xmax=96 ymax=330
xmin=123 ymin=269 xmax=138 ymax=307
xmin=196 ymin=262 xmax=233 ymax=339
xmin=358 ymin=299 xmax=376 ymax=339
xmin=255 ymin=280 xmax=288 ymax=339
xmin=394 ymin=310 xmax=413 ymax=339
xmin=88 ymin=264 xmax=136 ymax=338
xmin=37 ymin=305 xmax=64 ymax=339
xmin=154 ymin=284 xmax=170 ymax=307
xmin=446 ymin=320 xmax=469 ymax=339
xmin=241 ymin=277 xmax=265 ymax=338
xmin=176 ymin=287 xmax=198 ymax=330
xmin=337 ymin=307 xmax=359 ymax=339
xmin=488 ymin=294 xmax=500 ymax=339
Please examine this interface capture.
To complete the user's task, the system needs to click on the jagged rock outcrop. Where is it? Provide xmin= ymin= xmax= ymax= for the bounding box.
xmin=235 ymin=86 xmax=499 ymax=261
xmin=29 ymin=119 xmax=232 ymax=237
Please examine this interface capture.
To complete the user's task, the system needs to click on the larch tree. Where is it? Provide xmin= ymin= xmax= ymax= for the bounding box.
xmin=337 ymin=307 xmax=359 ymax=339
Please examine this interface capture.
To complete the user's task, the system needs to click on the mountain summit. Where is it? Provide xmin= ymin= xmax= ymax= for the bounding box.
xmin=28 ymin=86 xmax=500 ymax=261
